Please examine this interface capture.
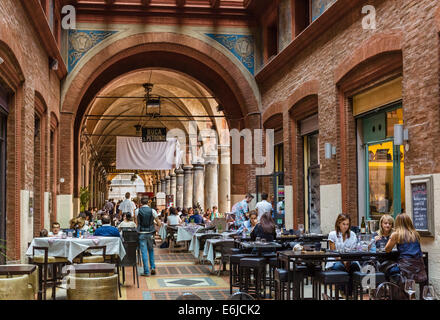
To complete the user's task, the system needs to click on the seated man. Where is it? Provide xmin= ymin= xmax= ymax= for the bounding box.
xmin=94 ymin=214 xmax=121 ymax=237
xmin=48 ymin=222 xmax=64 ymax=237
xmin=189 ymin=209 xmax=204 ymax=224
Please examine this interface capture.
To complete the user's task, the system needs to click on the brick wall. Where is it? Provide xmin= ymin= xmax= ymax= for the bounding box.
xmin=0 ymin=0 xmax=61 ymax=260
xmin=259 ymin=0 xmax=440 ymax=224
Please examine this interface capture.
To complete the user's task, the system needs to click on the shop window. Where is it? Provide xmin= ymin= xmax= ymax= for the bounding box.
xmin=362 ymin=104 xmax=405 ymax=221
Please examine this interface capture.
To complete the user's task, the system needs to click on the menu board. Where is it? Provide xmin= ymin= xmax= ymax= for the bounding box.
xmin=412 ymin=183 xmax=428 ymax=230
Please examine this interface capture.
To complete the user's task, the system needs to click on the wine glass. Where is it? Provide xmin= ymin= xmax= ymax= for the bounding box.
xmin=423 ymin=285 xmax=436 ymax=300
xmin=404 ymin=279 xmax=416 ymax=300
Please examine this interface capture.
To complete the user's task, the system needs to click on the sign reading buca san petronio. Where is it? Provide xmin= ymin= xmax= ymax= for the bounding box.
xmin=142 ymin=127 xmax=167 ymax=142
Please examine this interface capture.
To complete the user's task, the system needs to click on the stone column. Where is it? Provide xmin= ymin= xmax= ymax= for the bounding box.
xmin=161 ymin=178 xmax=166 ymax=193
xmin=156 ymin=181 xmax=161 ymax=195
xmin=170 ymin=172 xmax=177 ymax=205
xmin=183 ymin=165 xmax=193 ymax=209
xmin=153 ymin=182 xmax=157 ymax=195
xmin=219 ymin=146 xmax=231 ymax=213
xmin=175 ymin=167 xmax=184 ymax=209
xmin=205 ymin=163 xmax=218 ymax=211
xmin=166 ymin=176 xmax=171 ymax=195
xmin=193 ymin=163 xmax=205 ymax=210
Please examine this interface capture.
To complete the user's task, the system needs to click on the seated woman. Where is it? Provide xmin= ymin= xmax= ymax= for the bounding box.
xmin=238 ymin=210 xmax=258 ymax=235
xmin=251 ymin=212 xmax=276 ymax=242
xmin=384 ymin=213 xmax=427 ymax=285
xmin=373 ymin=214 xmax=394 ymax=249
xmin=325 ymin=213 xmax=360 ymax=296
xmin=203 ymin=210 xmax=212 ymax=224
xmin=167 ymin=207 xmax=182 ymax=226
xmin=118 ymin=213 xmax=137 ymax=231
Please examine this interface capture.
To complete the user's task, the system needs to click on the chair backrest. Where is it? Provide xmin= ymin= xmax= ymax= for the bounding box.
xmin=213 ymin=240 xmax=234 ymax=254
xmin=120 ymin=241 xmax=138 ymax=267
xmin=66 ymin=274 xmax=118 ymax=300
xmin=228 ymin=292 xmax=255 ymax=300
xmin=32 ymin=246 xmax=49 ymax=263
xmin=122 ymin=229 xmax=139 ymax=242
xmin=0 ymin=274 xmax=35 ymax=300
xmin=175 ymin=293 xmax=202 ymax=300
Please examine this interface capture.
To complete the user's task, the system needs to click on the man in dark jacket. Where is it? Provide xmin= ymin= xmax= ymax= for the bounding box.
xmin=138 ymin=197 xmax=162 ymax=276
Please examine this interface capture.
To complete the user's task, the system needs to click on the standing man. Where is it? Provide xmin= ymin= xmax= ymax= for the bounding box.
xmin=138 ymin=197 xmax=162 ymax=277
xmin=232 ymin=193 xmax=254 ymax=230
xmin=119 ymin=192 xmax=136 ymax=222
xmin=255 ymin=193 xmax=273 ymax=222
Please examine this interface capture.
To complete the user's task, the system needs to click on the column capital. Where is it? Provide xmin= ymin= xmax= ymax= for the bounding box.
xmin=193 ymin=163 xmax=205 ymax=170
xmin=175 ymin=167 xmax=184 ymax=175
xmin=183 ymin=165 xmax=194 ymax=172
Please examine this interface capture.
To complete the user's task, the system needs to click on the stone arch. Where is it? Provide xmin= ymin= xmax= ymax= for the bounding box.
xmin=334 ymin=31 xmax=402 ymax=85
xmin=61 ymin=32 xmax=260 ymax=197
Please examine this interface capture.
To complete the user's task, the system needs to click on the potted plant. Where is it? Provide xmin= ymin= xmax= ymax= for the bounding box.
xmin=80 ymin=186 xmax=91 ymax=212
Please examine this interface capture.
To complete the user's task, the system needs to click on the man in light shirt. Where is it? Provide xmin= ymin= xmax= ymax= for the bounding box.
xmin=255 ymin=193 xmax=273 ymax=222
xmin=119 ymin=192 xmax=136 ymax=220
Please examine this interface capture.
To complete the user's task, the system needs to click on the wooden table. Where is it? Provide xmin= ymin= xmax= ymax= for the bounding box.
xmin=0 ymin=265 xmax=37 ymax=276
xmin=70 ymin=263 xmax=116 ymax=274
xmin=239 ymin=241 xmax=282 ymax=255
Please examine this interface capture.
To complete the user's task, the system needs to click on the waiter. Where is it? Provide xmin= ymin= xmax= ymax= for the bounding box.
xmin=118 ymin=192 xmax=136 ymax=222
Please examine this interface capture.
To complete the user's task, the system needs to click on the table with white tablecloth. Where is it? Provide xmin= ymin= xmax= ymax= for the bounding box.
xmin=176 ymin=225 xmax=203 ymax=243
xmin=25 ymin=236 xmax=126 ymax=262
xmin=190 ymin=231 xmax=237 ymax=260
xmin=203 ymin=237 xmax=236 ymax=268
xmin=158 ymin=224 xmax=168 ymax=240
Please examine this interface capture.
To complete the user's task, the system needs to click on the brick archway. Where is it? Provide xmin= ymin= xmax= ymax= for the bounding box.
xmin=334 ymin=31 xmax=402 ymax=85
xmin=60 ymin=32 xmax=260 ymax=198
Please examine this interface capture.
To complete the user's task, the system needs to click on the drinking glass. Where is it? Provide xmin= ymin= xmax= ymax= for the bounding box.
xmin=298 ymin=224 xmax=304 ymax=234
xmin=423 ymin=285 xmax=436 ymax=300
xmin=404 ymin=279 xmax=416 ymax=300
xmin=255 ymin=237 xmax=261 ymax=244
xmin=67 ymin=231 xmax=73 ymax=238
xmin=379 ymin=242 xmax=386 ymax=252
xmin=261 ymin=238 xmax=267 ymax=244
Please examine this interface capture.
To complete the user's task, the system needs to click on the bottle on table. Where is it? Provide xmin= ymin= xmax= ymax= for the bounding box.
xmin=360 ymin=216 xmax=366 ymax=234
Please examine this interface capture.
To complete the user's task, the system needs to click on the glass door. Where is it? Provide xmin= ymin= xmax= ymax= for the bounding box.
xmin=363 ymin=105 xmax=405 ymax=220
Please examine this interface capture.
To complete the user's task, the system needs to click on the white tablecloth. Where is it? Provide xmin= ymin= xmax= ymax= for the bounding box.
xmin=158 ymin=225 xmax=168 ymax=240
xmin=26 ymin=237 xmax=126 ymax=262
xmin=203 ymin=237 xmax=235 ymax=266
xmin=176 ymin=225 xmax=203 ymax=242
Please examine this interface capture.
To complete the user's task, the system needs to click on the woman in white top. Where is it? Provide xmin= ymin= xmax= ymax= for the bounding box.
xmin=118 ymin=213 xmax=137 ymax=230
xmin=167 ymin=207 xmax=182 ymax=226
xmin=326 ymin=213 xmax=360 ymax=296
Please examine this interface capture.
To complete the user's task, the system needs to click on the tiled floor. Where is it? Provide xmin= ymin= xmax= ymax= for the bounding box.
xmin=122 ymin=238 xmax=232 ymax=300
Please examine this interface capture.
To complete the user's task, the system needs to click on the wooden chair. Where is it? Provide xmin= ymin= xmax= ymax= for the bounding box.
xmin=119 ymin=241 xmax=139 ymax=288
xmin=166 ymin=225 xmax=179 ymax=251
xmin=73 ymin=246 xmax=107 ymax=264
xmin=30 ymin=247 xmax=68 ymax=300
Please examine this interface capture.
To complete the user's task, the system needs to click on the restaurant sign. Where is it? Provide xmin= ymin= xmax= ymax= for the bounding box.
xmin=142 ymin=127 xmax=167 ymax=142
xmin=410 ymin=176 xmax=435 ymax=237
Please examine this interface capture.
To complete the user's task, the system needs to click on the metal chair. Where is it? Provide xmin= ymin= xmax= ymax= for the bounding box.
xmin=228 ymin=292 xmax=255 ymax=300
xmin=119 ymin=241 xmax=140 ymax=288
xmin=176 ymin=293 xmax=202 ymax=300
xmin=166 ymin=225 xmax=179 ymax=251
xmin=374 ymin=281 xmax=408 ymax=300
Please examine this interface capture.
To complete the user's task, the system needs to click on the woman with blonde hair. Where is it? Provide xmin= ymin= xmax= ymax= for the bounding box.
xmin=372 ymin=214 xmax=394 ymax=248
xmin=385 ymin=213 xmax=427 ymax=283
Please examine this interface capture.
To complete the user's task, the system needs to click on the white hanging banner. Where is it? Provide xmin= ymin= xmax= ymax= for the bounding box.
xmin=116 ymin=137 xmax=180 ymax=170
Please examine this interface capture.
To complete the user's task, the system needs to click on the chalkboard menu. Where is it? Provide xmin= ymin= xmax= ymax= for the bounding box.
xmin=410 ymin=177 xmax=434 ymax=237
xmin=411 ymin=183 xmax=428 ymax=230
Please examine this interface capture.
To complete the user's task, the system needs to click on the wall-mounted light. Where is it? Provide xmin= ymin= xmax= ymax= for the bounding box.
xmin=325 ymin=143 xmax=337 ymax=159
xmin=60 ymin=178 xmax=65 ymax=183
xmin=394 ymin=124 xmax=409 ymax=146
